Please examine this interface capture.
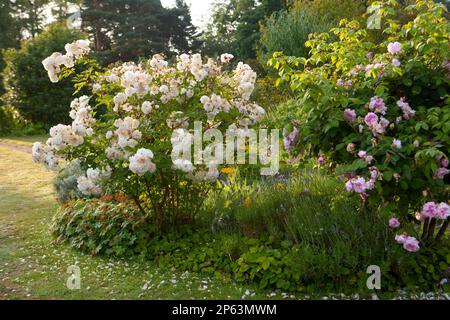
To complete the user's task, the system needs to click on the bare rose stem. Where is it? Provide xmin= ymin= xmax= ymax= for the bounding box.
xmin=421 ymin=217 xmax=430 ymax=242
xmin=426 ymin=218 xmax=437 ymax=244
xmin=435 ymin=218 xmax=450 ymax=242
xmin=132 ymin=194 xmax=146 ymax=216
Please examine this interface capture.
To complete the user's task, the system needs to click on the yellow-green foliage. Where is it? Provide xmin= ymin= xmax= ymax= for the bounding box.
xmin=292 ymin=0 xmax=368 ymax=19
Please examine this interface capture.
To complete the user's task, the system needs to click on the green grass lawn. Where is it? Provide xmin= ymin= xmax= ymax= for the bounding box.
xmin=0 ymin=137 xmax=270 ymax=300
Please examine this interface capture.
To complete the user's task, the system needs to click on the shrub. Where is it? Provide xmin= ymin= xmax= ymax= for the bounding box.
xmin=0 ymin=105 xmax=20 ymax=135
xmin=33 ymin=40 xmax=267 ymax=231
xmin=291 ymin=0 xmax=368 ymax=20
xmin=51 ymin=198 xmax=156 ymax=257
xmin=0 ymin=105 xmax=45 ymax=136
xmin=269 ymin=0 xmax=450 ymax=215
xmin=2 ymin=23 xmax=85 ymax=129
xmin=53 ymin=160 xmax=86 ymax=203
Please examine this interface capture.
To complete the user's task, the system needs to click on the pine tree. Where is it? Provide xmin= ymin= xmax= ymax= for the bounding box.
xmin=13 ymin=0 xmax=51 ymax=38
xmin=81 ymin=0 xmax=198 ymax=64
xmin=164 ymin=0 xmax=201 ymax=54
xmin=202 ymin=0 xmax=286 ymax=61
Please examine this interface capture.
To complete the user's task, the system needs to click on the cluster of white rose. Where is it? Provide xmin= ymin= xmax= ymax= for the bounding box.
xmin=32 ymin=142 xmax=59 ymax=170
xmin=109 ymin=117 xmax=142 ymax=152
xmin=233 ymin=62 xmax=257 ymax=100
xmin=234 ymin=100 xmax=266 ymax=126
xmin=42 ymin=39 xmax=89 ymax=83
xmin=177 ymin=53 xmax=208 ymax=81
xmin=70 ymin=96 xmax=95 ymax=136
xmin=32 ymin=95 xmax=96 ymax=170
xmin=121 ymin=70 xmax=153 ymax=97
xmin=129 ymin=149 xmax=156 ymax=176
xmin=77 ymin=167 xmax=111 ymax=196
xmin=35 ymin=40 xmax=266 ymax=197
xmin=171 ymin=129 xmax=194 ymax=173
xmin=200 ymin=94 xmax=232 ymax=120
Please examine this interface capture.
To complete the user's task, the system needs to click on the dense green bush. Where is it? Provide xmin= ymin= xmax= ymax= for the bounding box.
xmin=204 ymin=169 xmax=364 ymax=241
xmin=0 ymin=105 xmax=45 ymax=136
xmin=51 ymin=197 xmax=156 ymax=257
xmin=0 ymin=105 xmax=20 ymax=134
xmin=2 ymin=23 xmax=85 ymax=129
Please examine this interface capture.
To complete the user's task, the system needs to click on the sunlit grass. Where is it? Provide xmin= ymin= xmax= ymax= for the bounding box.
xmin=0 ymin=135 xmax=48 ymax=147
xmin=0 ymin=142 xmax=267 ymax=300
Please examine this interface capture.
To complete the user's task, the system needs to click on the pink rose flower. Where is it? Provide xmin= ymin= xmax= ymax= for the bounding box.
xmin=283 ymin=127 xmax=299 ymax=152
xmin=369 ymin=167 xmax=379 ymax=180
xmin=395 ymin=233 xmax=408 ymax=244
xmin=369 ymin=96 xmax=387 ymax=115
xmin=396 ymin=97 xmax=415 ymax=120
xmin=352 ymin=178 xmax=368 ymax=193
xmin=392 ymin=58 xmax=401 ymax=67
xmin=389 ymin=218 xmax=400 ymax=228
xmin=344 ymin=80 xmax=353 ymax=89
xmin=364 ymin=112 xmax=379 ymax=126
xmin=436 ymin=156 xmax=449 ymax=168
xmin=346 ymin=177 xmax=371 ymax=193
xmin=379 ymin=117 xmax=390 ymax=129
xmin=344 ymin=109 xmax=356 ymax=123
xmin=392 ymin=139 xmax=402 ymax=150
xmin=387 ymin=42 xmax=402 ymax=55
xmin=433 ymin=167 xmax=450 ymax=179
xmin=346 ymin=143 xmax=356 ymax=153
xmin=403 ymin=236 xmax=420 ymax=252
xmin=421 ymin=202 xmax=437 ymax=218
xmin=437 ymin=202 xmax=450 ymax=220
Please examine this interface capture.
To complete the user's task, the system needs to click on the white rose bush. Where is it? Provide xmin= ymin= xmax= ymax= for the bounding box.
xmin=33 ymin=40 xmax=266 ymax=229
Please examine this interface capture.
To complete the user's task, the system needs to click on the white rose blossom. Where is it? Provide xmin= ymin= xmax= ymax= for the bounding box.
xmin=129 ymin=148 xmax=156 ymax=176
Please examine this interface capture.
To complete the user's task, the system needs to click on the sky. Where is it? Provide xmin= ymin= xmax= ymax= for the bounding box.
xmin=161 ymin=0 xmax=215 ymax=30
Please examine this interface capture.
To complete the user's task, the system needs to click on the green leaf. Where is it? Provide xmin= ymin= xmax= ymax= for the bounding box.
xmin=383 ymin=171 xmax=393 ymax=182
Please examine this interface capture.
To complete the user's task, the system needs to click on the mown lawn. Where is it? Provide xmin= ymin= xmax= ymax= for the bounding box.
xmin=0 ymin=137 xmax=269 ymax=300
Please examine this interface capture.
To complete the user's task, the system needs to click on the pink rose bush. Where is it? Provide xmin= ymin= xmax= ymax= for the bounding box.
xmin=33 ymin=42 xmax=266 ymax=228
xmin=269 ymin=0 xmax=449 ymax=252
xmin=392 ymin=201 xmax=449 ymax=252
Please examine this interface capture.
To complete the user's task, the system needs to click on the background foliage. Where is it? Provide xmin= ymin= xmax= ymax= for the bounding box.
xmin=3 ymin=24 xmax=85 ymax=129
